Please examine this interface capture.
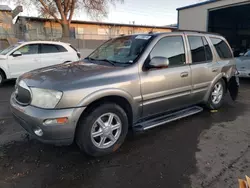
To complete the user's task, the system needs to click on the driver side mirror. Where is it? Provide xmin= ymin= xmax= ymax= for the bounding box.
xmin=147 ymin=56 xmax=169 ymax=69
xmin=12 ymin=51 xmax=22 ymax=57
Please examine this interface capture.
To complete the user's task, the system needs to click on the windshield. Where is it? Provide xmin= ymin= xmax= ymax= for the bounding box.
xmin=88 ymin=35 xmax=153 ymax=64
xmin=0 ymin=43 xmax=21 ymax=55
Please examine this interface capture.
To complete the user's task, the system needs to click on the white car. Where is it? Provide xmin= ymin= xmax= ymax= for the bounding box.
xmin=0 ymin=41 xmax=80 ymax=85
xmin=236 ymin=50 xmax=250 ymax=78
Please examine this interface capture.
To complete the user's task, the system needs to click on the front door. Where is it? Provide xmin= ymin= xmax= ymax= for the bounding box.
xmin=140 ymin=35 xmax=192 ymax=117
xmin=187 ymin=35 xmax=219 ymax=102
xmin=8 ymin=44 xmax=41 ymax=78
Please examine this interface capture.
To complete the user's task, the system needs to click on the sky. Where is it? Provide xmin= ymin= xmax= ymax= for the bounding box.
xmin=7 ymin=0 xmax=204 ymax=26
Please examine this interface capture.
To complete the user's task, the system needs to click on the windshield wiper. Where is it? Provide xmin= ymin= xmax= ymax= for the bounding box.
xmin=98 ymin=59 xmax=116 ymax=66
xmin=84 ymin=57 xmax=96 ymax=61
xmin=85 ymin=57 xmax=116 ymax=66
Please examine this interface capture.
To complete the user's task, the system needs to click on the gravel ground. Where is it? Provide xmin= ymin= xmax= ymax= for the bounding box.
xmin=0 ymin=79 xmax=249 ymax=188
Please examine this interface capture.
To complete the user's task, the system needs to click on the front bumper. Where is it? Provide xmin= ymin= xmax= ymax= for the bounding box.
xmin=10 ymin=93 xmax=85 ymax=145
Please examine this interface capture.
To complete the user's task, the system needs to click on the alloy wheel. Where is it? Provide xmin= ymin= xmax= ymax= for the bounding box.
xmin=91 ymin=113 xmax=122 ymax=149
xmin=211 ymin=82 xmax=223 ymax=104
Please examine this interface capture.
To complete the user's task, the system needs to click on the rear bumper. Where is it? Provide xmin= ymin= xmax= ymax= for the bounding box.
xmin=10 ymin=93 xmax=85 ymax=145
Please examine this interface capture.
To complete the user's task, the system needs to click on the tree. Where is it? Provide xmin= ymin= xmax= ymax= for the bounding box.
xmin=10 ymin=0 xmax=123 ymax=38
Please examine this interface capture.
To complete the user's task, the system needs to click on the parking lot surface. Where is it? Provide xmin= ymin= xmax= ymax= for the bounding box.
xmin=0 ymin=79 xmax=250 ymax=188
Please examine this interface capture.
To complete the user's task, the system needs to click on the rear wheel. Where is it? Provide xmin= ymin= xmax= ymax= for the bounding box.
xmin=207 ymin=79 xmax=225 ymax=110
xmin=76 ymin=103 xmax=128 ymax=157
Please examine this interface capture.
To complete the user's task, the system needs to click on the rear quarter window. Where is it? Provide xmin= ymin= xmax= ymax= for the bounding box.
xmin=210 ymin=37 xmax=233 ymax=59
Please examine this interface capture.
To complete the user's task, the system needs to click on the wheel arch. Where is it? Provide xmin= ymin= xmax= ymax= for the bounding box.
xmin=78 ymin=95 xmax=134 ymax=127
xmin=203 ymin=73 xmax=228 ymax=102
xmin=75 ymin=88 xmax=141 ymax=129
xmin=0 ymin=68 xmax=7 ymax=80
xmin=63 ymin=61 xmax=72 ymax=64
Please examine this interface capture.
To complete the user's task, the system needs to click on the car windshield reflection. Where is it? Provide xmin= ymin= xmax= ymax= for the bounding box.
xmin=87 ymin=35 xmax=153 ymax=65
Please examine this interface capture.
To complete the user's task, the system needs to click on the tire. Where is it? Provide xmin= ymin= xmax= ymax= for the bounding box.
xmin=0 ymin=71 xmax=5 ymax=86
xmin=206 ymin=79 xmax=225 ymax=110
xmin=76 ymin=103 xmax=129 ymax=157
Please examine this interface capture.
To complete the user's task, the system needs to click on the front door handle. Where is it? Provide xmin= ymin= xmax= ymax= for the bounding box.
xmin=180 ymin=72 xmax=189 ymax=77
xmin=212 ymin=68 xmax=218 ymax=72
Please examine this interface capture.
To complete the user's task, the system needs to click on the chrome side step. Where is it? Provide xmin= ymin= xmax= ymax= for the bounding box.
xmin=133 ymin=106 xmax=203 ymax=131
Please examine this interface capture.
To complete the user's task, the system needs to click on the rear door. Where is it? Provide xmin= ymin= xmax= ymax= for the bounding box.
xmin=187 ymin=35 xmax=218 ymax=103
xmin=40 ymin=44 xmax=68 ymax=67
xmin=140 ymin=35 xmax=192 ymax=117
xmin=210 ymin=37 xmax=238 ymax=100
xmin=8 ymin=44 xmax=41 ymax=78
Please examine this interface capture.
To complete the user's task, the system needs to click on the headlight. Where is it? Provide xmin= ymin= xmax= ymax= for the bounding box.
xmin=30 ymin=88 xmax=62 ymax=109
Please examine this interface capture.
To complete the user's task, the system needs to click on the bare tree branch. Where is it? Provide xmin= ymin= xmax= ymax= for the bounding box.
xmin=39 ymin=0 xmax=62 ymax=23
xmin=55 ymin=0 xmax=67 ymax=21
xmin=68 ymin=0 xmax=76 ymax=23
xmin=64 ymin=0 xmax=71 ymax=16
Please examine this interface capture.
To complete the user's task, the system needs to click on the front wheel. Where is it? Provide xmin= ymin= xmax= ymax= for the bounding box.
xmin=207 ymin=79 xmax=225 ymax=110
xmin=76 ymin=103 xmax=128 ymax=157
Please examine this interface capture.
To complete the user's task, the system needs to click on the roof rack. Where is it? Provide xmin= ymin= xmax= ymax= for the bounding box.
xmin=176 ymin=29 xmax=221 ymax=36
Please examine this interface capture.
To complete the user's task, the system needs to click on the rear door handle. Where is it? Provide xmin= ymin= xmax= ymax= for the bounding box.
xmin=180 ymin=72 xmax=189 ymax=77
xmin=212 ymin=68 xmax=218 ymax=72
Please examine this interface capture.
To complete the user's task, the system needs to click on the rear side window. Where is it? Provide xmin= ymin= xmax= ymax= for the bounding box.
xmin=40 ymin=44 xmax=67 ymax=54
xmin=150 ymin=36 xmax=186 ymax=67
xmin=56 ymin=45 xmax=67 ymax=52
xmin=210 ymin=38 xmax=233 ymax=59
xmin=188 ymin=36 xmax=213 ymax=63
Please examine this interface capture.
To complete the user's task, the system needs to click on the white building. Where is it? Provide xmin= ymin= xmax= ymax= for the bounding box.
xmin=177 ymin=0 xmax=250 ymax=56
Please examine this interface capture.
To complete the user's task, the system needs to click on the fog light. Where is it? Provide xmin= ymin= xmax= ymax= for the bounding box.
xmin=43 ymin=117 xmax=68 ymax=125
xmin=34 ymin=127 xmax=43 ymax=137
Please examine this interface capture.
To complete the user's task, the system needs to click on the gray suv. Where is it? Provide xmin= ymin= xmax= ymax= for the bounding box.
xmin=10 ymin=32 xmax=239 ymax=156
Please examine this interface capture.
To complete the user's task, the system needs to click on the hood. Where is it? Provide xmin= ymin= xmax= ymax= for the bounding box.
xmin=20 ymin=60 xmax=122 ymax=90
xmin=0 ymin=55 xmax=7 ymax=60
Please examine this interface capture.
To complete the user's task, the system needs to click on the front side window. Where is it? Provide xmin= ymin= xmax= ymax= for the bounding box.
xmin=150 ymin=36 xmax=186 ymax=67
xmin=16 ymin=44 xmax=39 ymax=55
xmin=210 ymin=38 xmax=233 ymax=59
xmin=188 ymin=36 xmax=207 ymax=63
xmin=88 ymin=35 xmax=153 ymax=64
